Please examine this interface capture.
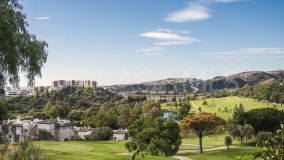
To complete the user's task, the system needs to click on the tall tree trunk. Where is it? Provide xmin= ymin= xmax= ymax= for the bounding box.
xmin=131 ymin=152 xmax=137 ymax=160
xmin=227 ymin=144 xmax=229 ymax=150
xmin=198 ymin=134 xmax=203 ymax=154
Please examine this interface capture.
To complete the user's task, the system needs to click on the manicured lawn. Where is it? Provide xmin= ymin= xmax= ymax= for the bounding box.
xmin=179 ymin=148 xmax=261 ymax=160
xmin=35 ymin=141 xmax=175 ymax=160
xmin=191 ymin=96 xmax=283 ymax=119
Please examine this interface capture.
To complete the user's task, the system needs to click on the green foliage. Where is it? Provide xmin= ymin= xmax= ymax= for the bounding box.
xmin=0 ymin=0 xmax=48 ymax=89
xmin=224 ymin=136 xmax=232 ymax=150
xmin=229 ymin=124 xmax=254 ymax=145
xmin=177 ymin=102 xmax=191 ymax=120
xmin=202 ymin=99 xmax=208 ymax=105
xmin=237 ymin=79 xmax=284 ymax=104
xmin=37 ymin=129 xmax=54 ymax=141
xmin=142 ymin=101 xmax=162 ymax=118
xmin=255 ymin=125 xmax=284 ymax=160
xmin=125 ymin=117 xmax=181 ymax=160
xmin=232 ymin=104 xmax=246 ymax=126
xmin=256 ymin=131 xmax=272 ymax=144
xmin=86 ymin=127 xmax=113 ymax=141
xmin=0 ymin=101 xmax=9 ymax=121
xmin=245 ymin=108 xmax=284 ymax=134
xmin=94 ymin=107 xmax=118 ymax=129
xmin=43 ymin=101 xmax=71 ymax=118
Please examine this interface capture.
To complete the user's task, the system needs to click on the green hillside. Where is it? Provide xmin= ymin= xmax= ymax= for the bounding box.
xmin=191 ymin=96 xmax=283 ymax=119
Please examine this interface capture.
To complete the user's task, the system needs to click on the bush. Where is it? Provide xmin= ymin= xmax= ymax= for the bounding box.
xmin=1 ymin=141 xmax=48 ymax=160
xmin=37 ymin=129 xmax=54 ymax=140
xmin=245 ymin=108 xmax=284 ymax=134
xmin=86 ymin=127 xmax=113 ymax=141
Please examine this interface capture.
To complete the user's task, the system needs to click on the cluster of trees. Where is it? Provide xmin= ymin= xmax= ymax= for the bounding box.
xmin=227 ymin=104 xmax=284 ymax=145
xmin=3 ymin=86 xmax=166 ymax=130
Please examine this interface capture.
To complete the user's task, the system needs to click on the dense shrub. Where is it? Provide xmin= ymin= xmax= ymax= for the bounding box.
xmin=37 ymin=129 xmax=54 ymax=140
xmin=245 ymin=108 xmax=284 ymax=133
xmin=86 ymin=127 xmax=113 ymax=141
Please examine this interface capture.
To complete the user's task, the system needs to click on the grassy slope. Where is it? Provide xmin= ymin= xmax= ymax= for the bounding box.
xmin=36 ymin=141 xmax=174 ymax=160
xmin=191 ymin=96 xmax=283 ymax=119
xmin=161 ymin=96 xmax=283 ymax=120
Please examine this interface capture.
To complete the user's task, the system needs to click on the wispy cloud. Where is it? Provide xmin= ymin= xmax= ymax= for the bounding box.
xmin=199 ymin=48 xmax=284 ymax=59
xmin=165 ymin=4 xmax=211 ymax=23
xmin=165 ymin=0 xmax=245 ymax=23
xmin=139 ymin=29 xmax=199 ymax=46
xmin=34 ymin=16 xmax=51 ymax=20
xmin=136 ymin=47 xmax=163 ymax=53
xmin=144 ymin=52 xmax=163 ymax=56
xmin=244 ymin=48 xmax=284 ymax=55
xmin=135 ymin=47 xmax=164 ymax=55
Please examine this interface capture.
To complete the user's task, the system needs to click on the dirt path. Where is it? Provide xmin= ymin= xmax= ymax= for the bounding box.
xmin=173 ymin=156 xmax=193 ymax=160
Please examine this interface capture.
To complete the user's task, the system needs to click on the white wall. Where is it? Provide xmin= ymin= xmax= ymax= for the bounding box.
xmin=78 ymin=131 xmax=92 ymax=140
xmin=57 ymin=126 xmax=73 ymax=141
xmin=37 ymin=124 xmax=56 ymax=136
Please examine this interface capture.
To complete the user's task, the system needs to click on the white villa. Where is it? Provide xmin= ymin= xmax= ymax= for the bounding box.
xmin=6 ymin=116 xmax=73 ymax=143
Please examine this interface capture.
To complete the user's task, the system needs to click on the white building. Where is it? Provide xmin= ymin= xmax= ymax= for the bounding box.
xmin=77 ymin=128 xmax=93 ymax=140
xmin=5 ymin=88 xmax=27 ymax=97
xmin=6 ymin=117 xmax=73 ymax=143
xmin=113 ymin=130 xmax=128 ymax=141
xmin=51 ymin=80 xmax=97 ymax=91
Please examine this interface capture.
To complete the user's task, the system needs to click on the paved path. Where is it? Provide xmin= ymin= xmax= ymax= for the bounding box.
xmin=173 ymin=156 xmax=193 ymax=160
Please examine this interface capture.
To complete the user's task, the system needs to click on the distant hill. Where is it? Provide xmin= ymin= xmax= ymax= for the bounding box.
xmin=105 ymin=70 xmax=284 ymax=93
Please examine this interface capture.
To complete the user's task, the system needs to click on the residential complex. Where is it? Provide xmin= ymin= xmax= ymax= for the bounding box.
xmin=52 ymin=80 xmax=97 ymax=90
xmin=4 ymin=80 xmax=97 ymax=97
xmin=6 ymin=116 xmax=73 ymax=143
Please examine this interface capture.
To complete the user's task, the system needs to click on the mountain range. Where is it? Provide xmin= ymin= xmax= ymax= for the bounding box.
xmin=105 ymin=70 xmax=284 ymax=94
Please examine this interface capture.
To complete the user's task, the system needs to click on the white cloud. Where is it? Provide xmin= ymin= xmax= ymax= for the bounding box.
xmin=139 ymin=29 xmax=199 ymax=46
xmin=155 ymin=40 xmax=198 ymax=46
xmin=199 ymin=48 xmax=284 ymax=59
xmin=244 ymin=48 xmax=284 ymax=55
xmin=144 ymin=52 xmax=163 ymax=56
xmin=136 ymin=47 xmax=163 ymax=53
xmin=34 ymin=17 xmax=51 ymax=20
xmin=165 ymin=4 xmax=211 ymax=23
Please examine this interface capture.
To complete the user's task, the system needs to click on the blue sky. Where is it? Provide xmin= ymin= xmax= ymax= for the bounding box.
xmin=20 ymin=0 xmax=284 ymax=86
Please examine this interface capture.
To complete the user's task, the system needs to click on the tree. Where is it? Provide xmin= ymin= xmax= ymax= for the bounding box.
xmin=0 ymin=101 xmax=9 ymax=144
xmin=229 ymin=124 xmax=254 ymax=145
xmin=245 ymin=108 xmax=284 ymax=134
xmin=224 ymin=136 xmax=232 ymax=150
xmin=142 ymin=101 xmax=162 ymax=118
xmin=125 ymin=117 xmax=181 ymax=160
xmin=255 ymin=125 xmax=284 ymax=160
xmin=232 ymin=104 xmax=246 ymax=126
xmin=0 ymin=0 xmax=48 ymax=90
xmin=177 ymin=102 xmax=191 ymax=120
xmin=94 ymin=107 xmax=118 ymax=129
xmin=180 ymin=112 xmax=226 ymax=154
xmin=202 ymin=99 xmax=208 ymax=105
xmin=117 ymin=104 xmax=131 ymax=129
